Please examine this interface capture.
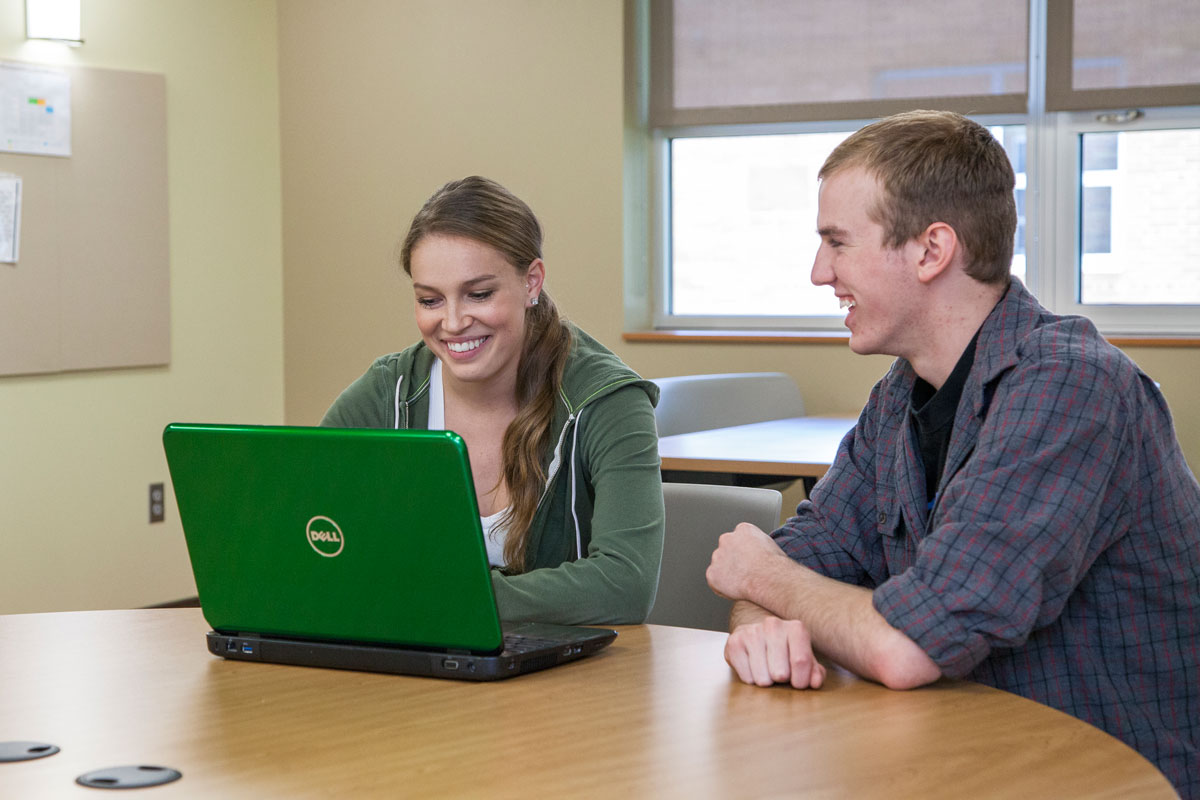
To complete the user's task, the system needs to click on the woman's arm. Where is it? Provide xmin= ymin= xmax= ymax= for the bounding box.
xmin=320 ymin=360 xmax=395 ymax=428
xmin=491 ymin=385 xmax=664 ymax=624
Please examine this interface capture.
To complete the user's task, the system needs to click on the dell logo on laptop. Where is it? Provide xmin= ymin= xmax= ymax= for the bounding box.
xmin=306 ymin=516 xmax=344 ymax=557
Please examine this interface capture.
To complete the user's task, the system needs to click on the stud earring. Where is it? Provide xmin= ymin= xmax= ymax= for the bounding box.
xmin=530 ymin=296 xmax=539 ymax=306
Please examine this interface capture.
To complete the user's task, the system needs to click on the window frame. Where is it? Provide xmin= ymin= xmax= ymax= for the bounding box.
xmin=1043 ymin=105 xmax=1200 ymax=335
xmin=640 ymin=0 xmax=1200 ymax=338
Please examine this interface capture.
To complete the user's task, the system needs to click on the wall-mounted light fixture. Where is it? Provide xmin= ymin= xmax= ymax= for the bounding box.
xmin=25 ymin=0 xmax=83 ymax=45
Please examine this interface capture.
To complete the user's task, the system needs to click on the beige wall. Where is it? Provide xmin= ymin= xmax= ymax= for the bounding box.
xmin=0 ymin=0 xmax=284 ymax=613
xmin=279 ymin=0 xmax=630 ymax=424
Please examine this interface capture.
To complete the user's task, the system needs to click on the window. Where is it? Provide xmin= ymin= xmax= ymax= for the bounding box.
xmin=638 ymin=0 xmax=1200 ymax=336
xmin=669 ymin=131 xmax=850 ymax=321
xmin=1078 ymin=127 xmax=1200 ymax=306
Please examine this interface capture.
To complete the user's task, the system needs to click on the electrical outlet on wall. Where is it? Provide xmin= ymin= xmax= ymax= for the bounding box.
xmin=149 ymin=482 xmax=165 ymax=523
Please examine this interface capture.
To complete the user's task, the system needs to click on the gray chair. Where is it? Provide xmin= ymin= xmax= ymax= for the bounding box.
xmin=653 ymin=371 xmax=806 ymax=492
xmin=651 ymin=371 xmax=804 ymax=438
xmin=647 ymin=482 xmax=783 ymax=631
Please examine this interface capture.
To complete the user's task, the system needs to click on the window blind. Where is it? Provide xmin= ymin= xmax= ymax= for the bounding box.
xmin=1046 ymin=0 xmax=1200 ymax=111
xmin=649 ymin=0 xmax=1029 ymax=127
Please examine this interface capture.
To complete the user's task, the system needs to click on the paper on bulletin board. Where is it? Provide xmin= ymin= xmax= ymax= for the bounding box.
xmin=0 ymin=61 xmax=72 ymax=157
xmin=0 ymin=174 xmax=19 ymax=263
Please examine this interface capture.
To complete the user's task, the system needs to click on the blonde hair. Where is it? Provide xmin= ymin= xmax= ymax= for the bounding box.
xmin=400 ymin=176 xmax=573 ymax=571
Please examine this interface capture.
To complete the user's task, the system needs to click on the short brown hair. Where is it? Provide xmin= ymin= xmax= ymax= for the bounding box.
xmin=819 ymin=110 xmax=1017 ymax=285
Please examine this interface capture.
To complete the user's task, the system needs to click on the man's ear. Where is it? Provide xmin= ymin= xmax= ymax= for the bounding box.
xmin=914 ymin=222 xmax=959 ymax=284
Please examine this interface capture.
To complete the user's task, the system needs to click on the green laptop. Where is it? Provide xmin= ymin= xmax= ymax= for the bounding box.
xmin=162 ymin=423 xmax=615 ymax=680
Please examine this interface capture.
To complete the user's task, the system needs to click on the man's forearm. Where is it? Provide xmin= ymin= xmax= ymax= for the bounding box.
xmin=741 ymin=553 xmax=940 ymax=690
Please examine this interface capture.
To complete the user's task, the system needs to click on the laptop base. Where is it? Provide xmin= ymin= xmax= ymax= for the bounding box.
xmin=206 ymin=623 xmax=617 ymax=681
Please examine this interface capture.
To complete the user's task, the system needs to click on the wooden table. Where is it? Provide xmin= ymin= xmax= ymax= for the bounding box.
xmin=659 ymin=415 xmax=858 ymax=492
xmin=0 ymin=609 xmax=1174 ymax=798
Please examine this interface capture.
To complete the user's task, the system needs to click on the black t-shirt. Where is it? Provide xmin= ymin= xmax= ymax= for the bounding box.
xmin=909 ymin=332 xmax=980 ymax=505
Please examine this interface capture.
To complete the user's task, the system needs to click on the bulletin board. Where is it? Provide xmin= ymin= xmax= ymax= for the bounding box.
xmin=0 ymin=61 xmax=169 ymax=377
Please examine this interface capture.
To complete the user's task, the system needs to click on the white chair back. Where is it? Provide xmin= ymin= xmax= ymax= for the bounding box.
xmin=652 ymin=372 xmax=804 ymax=437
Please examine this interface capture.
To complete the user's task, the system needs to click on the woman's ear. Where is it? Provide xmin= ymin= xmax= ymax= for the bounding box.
xmin=525 ymin=258 xmax=546 ymax=303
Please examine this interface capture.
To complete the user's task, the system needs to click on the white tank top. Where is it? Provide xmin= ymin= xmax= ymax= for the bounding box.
xmin=429 ymin=359 xmax=510 ymax=567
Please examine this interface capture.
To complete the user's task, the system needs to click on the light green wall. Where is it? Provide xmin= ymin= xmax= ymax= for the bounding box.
xmin=0 ymin=0 xmax=284 ymax=613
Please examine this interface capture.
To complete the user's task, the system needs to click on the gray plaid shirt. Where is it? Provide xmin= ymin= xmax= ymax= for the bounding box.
xmin=775 ymin=279 xmax=1200 ymax=796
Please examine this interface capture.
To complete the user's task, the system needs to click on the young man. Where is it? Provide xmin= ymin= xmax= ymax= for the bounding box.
xmin=706 ymin=110 xmax=1200 ymax=796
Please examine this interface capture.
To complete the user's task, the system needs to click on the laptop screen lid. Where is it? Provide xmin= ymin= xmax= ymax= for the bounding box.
xmin=163 ymin=423 xmax=504 ymax=654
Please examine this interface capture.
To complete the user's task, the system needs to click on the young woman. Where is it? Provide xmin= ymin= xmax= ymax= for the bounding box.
xmin=322 ymin=176 xmax=663 ymax=625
